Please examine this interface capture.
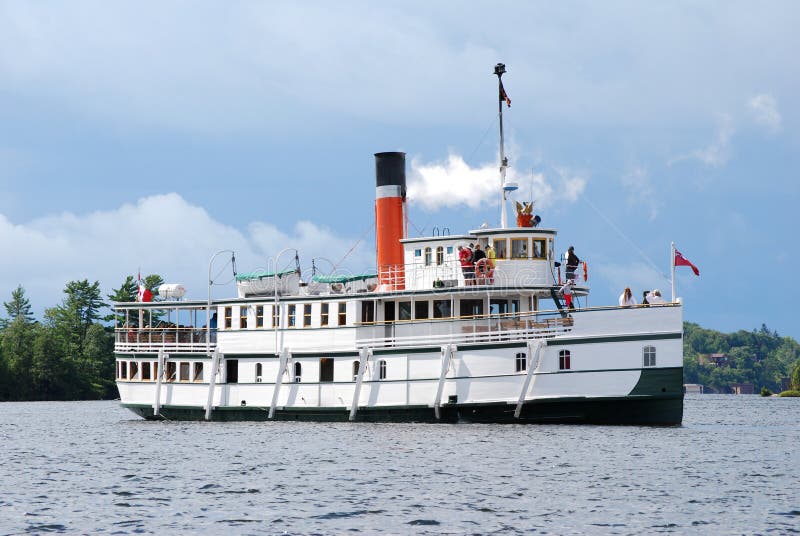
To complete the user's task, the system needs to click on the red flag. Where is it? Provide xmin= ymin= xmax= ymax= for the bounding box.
xmin=674 ymin=249 xmax=699 ymax=276
xmin=137 ymin=270 xmax=153 ymax=302
xmin=499 ymin=80 xmax=511 ymax=107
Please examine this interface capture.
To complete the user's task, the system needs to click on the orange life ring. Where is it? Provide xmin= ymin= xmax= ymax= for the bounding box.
xmin=583 ymin=261 xmax=588 ymax=282
xmin=475 ymin=258 xmax=493 ymax=278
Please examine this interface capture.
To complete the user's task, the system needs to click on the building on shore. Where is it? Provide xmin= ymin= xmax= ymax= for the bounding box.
xmin=730 ymin=382 xmax=755 ymax=395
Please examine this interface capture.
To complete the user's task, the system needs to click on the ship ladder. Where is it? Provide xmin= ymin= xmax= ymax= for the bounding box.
xmin=549 ymin=288 xmax=568 ymax=318
xmin=204 ymin=348 xmax=222 ymax=420
xmin=153 ymin=348 xmax=167 ymax=417
xmin=514 ymin=339 xmax=545 ymax=419
xmin=349 ymin=347 xmax=372 ymax=422
xmin=268 ymin=348 xmax=291 ymax=419
xmin=434 ymin=344 xmax=456 ymax=420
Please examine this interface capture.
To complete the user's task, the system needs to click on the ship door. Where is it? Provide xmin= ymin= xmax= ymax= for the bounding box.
xmin=319 ymin=358 xmax=337 ymax=406
xmin=383 ymin=301 xmax=395 ymax=341
xmin=225 ymin=359 xmax=238 ymax=383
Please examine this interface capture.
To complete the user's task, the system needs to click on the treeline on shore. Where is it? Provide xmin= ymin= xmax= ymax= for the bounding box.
xmin=1 ymin=282 xmax=799 ymax=401
xmin=0 ymin=277 xmax=160 ymax=401
xmin=683 ymin=322 xmax=800 ymax=394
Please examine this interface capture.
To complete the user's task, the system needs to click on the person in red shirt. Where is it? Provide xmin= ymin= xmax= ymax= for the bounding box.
xmin=458 ymin=245 xmax=474 ymax=286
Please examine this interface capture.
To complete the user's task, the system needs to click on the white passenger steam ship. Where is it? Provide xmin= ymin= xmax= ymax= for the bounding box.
xmin=114 ymin=65 xmax=683 ymax=424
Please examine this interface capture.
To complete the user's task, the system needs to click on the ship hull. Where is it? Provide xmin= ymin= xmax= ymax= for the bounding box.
xmin=123 ymin=394 xmax=682 ymax=425
xmin=121 ymin=367 xmax=683 ymax=425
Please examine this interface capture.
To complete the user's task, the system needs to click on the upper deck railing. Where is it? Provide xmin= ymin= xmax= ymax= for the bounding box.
xmin=354 ymin=308 xmax=574 ymax=349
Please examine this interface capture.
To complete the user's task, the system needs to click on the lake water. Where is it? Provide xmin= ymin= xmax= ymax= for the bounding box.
xmin=1 ymin=395 xmax=798 ymax=534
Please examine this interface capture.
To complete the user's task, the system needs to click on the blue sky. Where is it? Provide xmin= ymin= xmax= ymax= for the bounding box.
xmin=0 ymin=1 xmax=798 ymax=339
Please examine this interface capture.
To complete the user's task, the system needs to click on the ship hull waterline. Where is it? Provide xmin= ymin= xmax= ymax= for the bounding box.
xmin=120 ymin=367 xmax=684 ymax=425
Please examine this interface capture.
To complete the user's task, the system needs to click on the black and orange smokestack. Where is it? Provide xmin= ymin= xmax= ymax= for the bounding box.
xmin=375 ymin=152 xmax=406 ymax=290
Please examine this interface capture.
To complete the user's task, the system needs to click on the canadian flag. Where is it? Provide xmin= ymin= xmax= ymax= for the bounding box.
xmin=674 ymin=249 xmax=700 ymax=276
xmin=137 ymin=272 xmax=153 ymax=302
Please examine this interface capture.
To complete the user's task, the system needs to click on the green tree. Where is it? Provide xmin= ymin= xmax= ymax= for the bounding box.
xmin=791 ymin=361 xmax=800 ymax=391
xmin=45 ymin=279 xmax=106 ymax=359
xmin=1 ymin=285 xmax=35 ymax=328
xmin=30 ymin=326 xmax=71 ymax=400
xmin=1 ymin=317 xmax=36 ymax=399
xmin=82 ymin=323 xmax=115 ymax=398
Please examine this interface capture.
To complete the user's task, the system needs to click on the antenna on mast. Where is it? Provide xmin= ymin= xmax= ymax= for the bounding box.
xmin=494 ymin=63 xmax=516 ymax=228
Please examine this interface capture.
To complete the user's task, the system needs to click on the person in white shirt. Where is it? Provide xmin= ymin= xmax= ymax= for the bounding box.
xmin=559 ymin=280 xmax=575 ymax=310
xmin=618 ymin=287 xmax=637 ymax=307
xmin=648 ymin=289 xmax=666 ymax=304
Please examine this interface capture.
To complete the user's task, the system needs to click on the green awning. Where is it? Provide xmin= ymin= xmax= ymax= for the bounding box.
xmin=236 ymin=269 xmax=297 ymax=282
xmin=311 ymin=273 xmax=377 ymax=284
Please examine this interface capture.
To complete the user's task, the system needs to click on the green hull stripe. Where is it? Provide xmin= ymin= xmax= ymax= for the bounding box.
xmin=546 ymin=332 xmax=682 ymax=346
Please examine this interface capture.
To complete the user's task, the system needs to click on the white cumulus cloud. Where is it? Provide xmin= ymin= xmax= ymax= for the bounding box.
xmin=0 ymin=194 xmax=373 ymax=314
xmin=407 ymin=153 xmax=587 ymax=211
xmin=748 ymin=93 xmax=782 ymax=133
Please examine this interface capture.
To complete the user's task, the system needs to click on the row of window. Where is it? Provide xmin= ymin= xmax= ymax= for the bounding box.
xmin=223 ymin=302 xmax=347 ymax=330
xmin=413 ymin=237 xmax=551 ymax=265
xmin=254 ymin=360 xmax=388 ymax=383
xmin=222 ymin=297 xmax=522 ymax=330
xmin=116 ymin=358 xmax=389 ymax=383
xmin=513 ymin=346 xmax=657 ymax=372
xmin=116 ymin=361 xmax=203 ymax=382
xmin=116 ymin=346 xmax=658 ymax=382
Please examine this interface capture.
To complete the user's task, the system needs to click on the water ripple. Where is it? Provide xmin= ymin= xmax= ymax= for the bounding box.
xmin=0 ymin=396 xmax=797 ymax=534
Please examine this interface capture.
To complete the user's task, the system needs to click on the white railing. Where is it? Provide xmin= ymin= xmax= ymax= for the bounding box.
xmin=355 ymin=310 xmax=573 ymax=349
xmin=115 ymin=327 xmax=215 ymax=354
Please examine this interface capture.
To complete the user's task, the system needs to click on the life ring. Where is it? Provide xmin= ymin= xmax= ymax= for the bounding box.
xmin=583 ymin=261 xmax=588 ymax=282
xmin=475 ymin=258 xmax=494 ymax=278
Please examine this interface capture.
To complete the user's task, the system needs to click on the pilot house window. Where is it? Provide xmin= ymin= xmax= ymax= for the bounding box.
xmin=436 ymin=246 xmax=444 ymax=265
xmin=224 ymin=306 xmax=232 ymax=329
xmin=532 ymin=239 xmax=546 ymax=260
xmin=511 ymin=238 xmax=529 ymax=259
xmin=424 ymin=247 xmax=432 ymax=266
xmin=493 ymin=238 xmax=508 ymax=260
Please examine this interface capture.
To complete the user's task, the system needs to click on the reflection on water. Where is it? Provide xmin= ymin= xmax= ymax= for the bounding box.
xmin=0 ymin=395 xmax=798 ymax=534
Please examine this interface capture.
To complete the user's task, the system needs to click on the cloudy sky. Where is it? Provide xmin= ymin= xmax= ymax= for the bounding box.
xmin=1 ymin=1 xmax=797 ymax=338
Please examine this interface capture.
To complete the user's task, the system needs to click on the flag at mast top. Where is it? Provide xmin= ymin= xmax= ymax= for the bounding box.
xmin=494 ymin=63 xmax=511 ymax=107
xmin=494 ymin=63 xmax=513 ymax=228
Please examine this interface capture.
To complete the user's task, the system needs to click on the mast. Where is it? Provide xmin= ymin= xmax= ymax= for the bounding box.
xmin=494 ymin=63 xmax=515 ymax=228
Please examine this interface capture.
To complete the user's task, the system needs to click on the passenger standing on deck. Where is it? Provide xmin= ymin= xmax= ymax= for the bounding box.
xmin=618 ymin=287 xmax=637 ymax=307
xmin=641 ymin=290 xmax=650 ymax=306
xmin=486 ymin=244 xmax=496 ymax=268
xmin=560 ymin=280 xmax=575 ymax=310
xmin=648 ymin=289 xmax=666 ymax=304
xmin=472 ymin=243 xmax=487 ymax=283
xmin=566 ymin=246 xmax=580 ymax=282
xmin=472 ymin=244 xmax=486 ymax=263
xmin=458 ymin=245 xmax=475 ymax=285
